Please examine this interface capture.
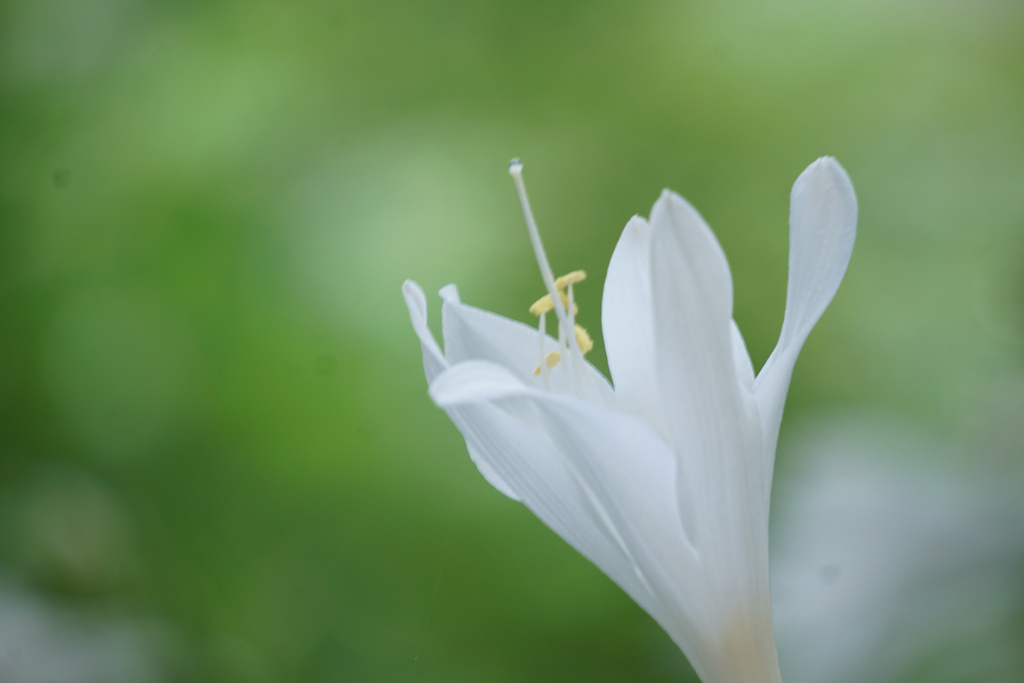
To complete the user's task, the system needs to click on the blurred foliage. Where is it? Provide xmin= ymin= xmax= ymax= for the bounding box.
xmin=0 ymin=0 xmax=1022 ymax=681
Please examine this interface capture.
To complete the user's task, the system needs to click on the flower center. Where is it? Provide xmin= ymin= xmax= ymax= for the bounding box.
xmin=508 ymin=160 xmax=594 ymax=394
xmin=529 ymin=276 xmax=594 ymax=374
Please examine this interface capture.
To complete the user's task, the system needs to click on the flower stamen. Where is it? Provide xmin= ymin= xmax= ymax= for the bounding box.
xmin=510 ymin=159 xmax=594 ymax=397
xmin=509 ymin=160 xmax=567 ymax=323
xmin=527 ymin=272 xmax=589 ymax=388
xmin=574 ymin=324 xmax=593 ymax=355
xmin=529 ymin=292 xmax=577 ymax=317
xmin=533 ymin=351 xmax=561 ymax=376
xmin=554 ymin=270 xmax=586 ymax=289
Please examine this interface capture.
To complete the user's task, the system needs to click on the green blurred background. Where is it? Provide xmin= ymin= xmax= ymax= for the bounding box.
xmin=0 ymin=0 xmax=1022 ymax=681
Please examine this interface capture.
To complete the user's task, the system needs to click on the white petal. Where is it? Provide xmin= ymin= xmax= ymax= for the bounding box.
xmin=439 ymin=283 xmax=461 ymax=304
xmin=601 ymin=215 xmax=665 ymax=432
xmin=779 ymin=158 xmax=857 ymax=353
xmin=430 ymin=365 xmax=668 ymax=609
xmin=404 ymin=280 xmax=520 ymax=500
xmin=467 ymin=442 xmax=521 ymax=501
xmin=402 ymin=280 xmax=446 ymax=382
xmin=731 ymin=320 xmax=755 ymax=391
xmin=439 ymin=285 xmax=615 ymax=406
xmin=755 ymin=158 xmax=857 ymax=462
xmin=430 ymin=360 xmax=708 ymax=643
xmin=429 ymin=359 xmax=781 ymax=683
xmin=647 ymin=190 xmax=765 ymax=540
xmin=428 ymin=358 xmax=529 ymax=404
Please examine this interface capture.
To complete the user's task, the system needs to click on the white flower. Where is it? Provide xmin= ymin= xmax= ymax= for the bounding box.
xmin=402 ymin=157 xmax=857 ymax=683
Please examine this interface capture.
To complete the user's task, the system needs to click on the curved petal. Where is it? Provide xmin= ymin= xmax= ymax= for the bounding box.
xmin=779 ymin=158 xmax=857 ymax=353
xmin=755 ymin=158 xmax=857 ymax=462
xmin=601 ymin=215 xmax=665 ymax=433
xmin=467 ymin=442 xmax=521 ymax=501
xmin=439 ymin=285 xmax=615 ymax=406
xmin=402 ymin=280 xmax=446 ymax=382
xmin=648 ymin=189 xmax=740 ymax=438
xmin=648 ymin=190 xmax=765 ymax=542
xmin=431 ymin=364 xmax=683 ymax=561
xmin=429 ymin=360 xmax=742 ymax=676
xmin=430 ymin=361 xmax=669 ymax=612
xmin=403 ymin=280 xmax=520 ymax=500
xmin=431 ymin=359 xmax=782 ymax=683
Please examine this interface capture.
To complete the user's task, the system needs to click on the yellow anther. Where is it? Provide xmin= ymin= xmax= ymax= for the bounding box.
xmin=529 ymin=294 xmax=554 ymax=316
xmin=529 ymin=292 xmax=577 ymax=316
xmin=574 ymin=324 xmax=593 ymax=355
xmin=554 ymin=270 xmax=587 ymax=289
xmin=533 ymin=350 xmax=562 ymax=376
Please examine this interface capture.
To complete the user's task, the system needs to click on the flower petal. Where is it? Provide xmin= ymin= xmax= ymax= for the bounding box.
xmin=755 ymin=158 xmax=857 ymax=463
xmin=439 ymin=285 xmax=615 ymax=406
xmin=648 ymin=189 xmax=739 ymax=428
xmin=779 ymin=158 xmax=857 ymax=354
xmin=429 ymin=358 xmax=530 ymax=404
xmin=430 ymin=361 xmax=669 ymax=607
xmin=429 ymin=360 xmax=740 ymax=661
xmin=647 ymin=190 xmax=765 ymax=540
xmin=429 ymin=359 xmax=781 ymax=683
xmin=402 ymin=279 xmax=446 ymax=382
xmin=731 ymin=320 xmax=755 ymax=391
xmin=467 ymin=442 xmax=521 ymax=501
xmin=601 ymin=215 xmax=665 ymax=432
xmin=404 ymin=280 xmax=520 ymax=500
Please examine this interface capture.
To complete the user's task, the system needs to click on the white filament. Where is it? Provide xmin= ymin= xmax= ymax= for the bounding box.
xmin=508 ymin=159 xmax=589 ymax=397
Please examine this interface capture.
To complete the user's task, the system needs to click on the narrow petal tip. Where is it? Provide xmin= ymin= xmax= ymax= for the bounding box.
xmin=402 ymin=279 xmax=428 ymax=324
xmin=404 ymin=278 xmax=448 ymax=382
xmin=796 ymin=157 xmax=856 ymax=205
xmin=439 ymin=283 xmax=461 ymax=304
xmin=651 ymin=188 xmax=704 ymax=224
